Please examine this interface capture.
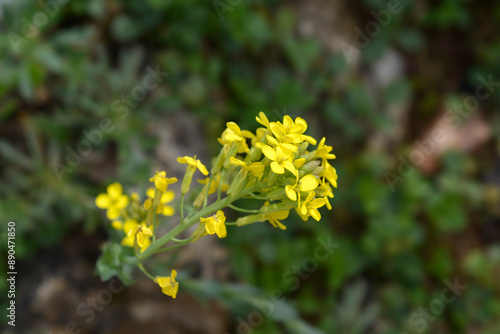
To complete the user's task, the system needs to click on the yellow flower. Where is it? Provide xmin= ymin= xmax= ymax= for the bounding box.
xmin=315 ymin=181 xmax=334 ymax=210
xmin=300 ymin=191 xmax=326 ymax=221
xmin=261 ymin=145 xmax=296 ymax=175
xmin=272 ymin=115 xmax=317 ymax=145
xmin=155 ymin=270 xmax=179 ymax=299
xmin=177 ymin=156 xmax=209 ymax=175
xmin=256 ymin=112 xmax=271 ymax=129
xmin=263 ymin=202 xmax=290 ymax=230
xmin=95 ymin=182 xmax=129 ymax=220
xmin=144 ymin=188 xmax=175 ymax=216
xmin=201 ymin=210 xmax=227 ymax=238
xmin=285 ymin=174 xmax=319 ymax=207
xmin=322 ymin=162 xmax=338 ymax=188
xmin=149 ymin=171 xmax=178 ymax=192
xmin=128 ymin=224 xmax=153 ymax=248
xmin=229 ymin=157 xmax=265 ymax=177
xmin=218 ymin=122 xmax=254 ymax=153
xmin=316 ymin=137 xmax=336 ymax=160
xmin=178 ymin=155 xmax=209 ymax=193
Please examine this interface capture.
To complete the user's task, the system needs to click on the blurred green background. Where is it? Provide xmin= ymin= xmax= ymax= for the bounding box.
xmin=1 ymin=0 xmax=500 ymax=333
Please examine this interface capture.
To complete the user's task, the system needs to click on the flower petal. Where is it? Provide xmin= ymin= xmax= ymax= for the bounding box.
xmin=216 ymin=223 xmax=227 ymax=238
xmin=115 ymin=195 xmax=129 ymax=209
xmin=270 ymin=161 xmax=285 ymax=174
xmin=107 ymin=182 xmax=123 ymax=199
xmin=162 ymin=205 xmax=175 ymax=216
xmin=262 ymin=145 xmax=277 ymax=161
xmin=146 ymin=188 xmax=156 ymax=199
xmin=106 ymin=207 xmax=120 ymax=220
xmin=95 ymin=193 xmax=111 ymax=209
xmin=161 ymin=191 xmax=175 ymax=204
xmin=196 ymin=160 xmax=209 ymax=175
xmin=285 ymin=185 xmax=297 ymax=201
xmin=299 ymin=175 xmax=319 ymax=192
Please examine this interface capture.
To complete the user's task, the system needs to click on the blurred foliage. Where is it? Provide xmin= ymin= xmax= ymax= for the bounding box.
xmin=1 ymin=0 xmax=500 ymax=333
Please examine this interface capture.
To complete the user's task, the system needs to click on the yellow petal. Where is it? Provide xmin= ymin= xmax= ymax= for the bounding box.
xmin=161 ymin=190 xmax=175 ymax=204
xmin=310 ymin=208 xmax=321 ymax=221
xmin=107 ymin=182 xmax=123 ymax=199
xmin=162 ymin=205 xmax=175 ymax=216
xmin=216 ymin=223 xmax=227 ymax=238
xmin=285 ymin=185 xmax=297 ymax=201
xmin=142 ymin=226 xmax=153 ymax=236
xmin=123 ymin=219 xmax=138 ymax=234
xmin=121 ymin=235 xmax=135 ymax=247
xmin=171 ymin=270 xmax=177 ymax=281
xmin=256 ymin=112 xmax=269 ymax=127
xmin=115 ymin=195 xmax=129 ymax=209
xmin=177 ymin=156 xmax=188 ymax=164
xmin=226 ymin=122 xmax=241 ymax=134
xmin=146 ymin=188 xmax=156 ymax=199
xmin=282 ymin=160 xmax=296 ymax=175
xmin=111 ymin=221 xmax=123 ymax=230
xmin=144 ymin=198 xmax=153 ymax=210
xmin=299 ymin=175 xmax=319 ymax=192
xmin=196 ymin=160 xmax=209 ymax=175
xmin=155 ymin=178 xmax=168 ymax=192
xmin=261 ymin=145 xmax=277 ymax=161
xmin=95 ymin=193 xmax=111 ymax=209
xmin=280 ymin=143 xmax=298 ymax=154
xmin=106 ymin=207 xmax=120 ymax=220
xmin=311 ymin=198 xmax=326 ymax=209
xmin=270 ymin=161 xmax=285 ymax=174
xmin=271 ymin=210 xmax=290 ymax=220
xmin=294 ymin=158 xmax=306 ymax=169
xmin=225 ymin=133 xmax=243 ymax=141
xmin=155 ymin=276 xmax=171 ymax=288
xmin=230 ymin=157 xmax=246 ymax=167
xmin=204 ymin=218 xmax=217 ymax=235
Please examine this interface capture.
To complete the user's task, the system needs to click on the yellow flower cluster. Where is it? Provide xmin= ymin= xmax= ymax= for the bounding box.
xmin=95 ymin=112 xmax=337 ymax=300
xmin=216 ymin=112 xmax=337 ymax=229
xmin=95 ymin=177 xmax=176 ymax=253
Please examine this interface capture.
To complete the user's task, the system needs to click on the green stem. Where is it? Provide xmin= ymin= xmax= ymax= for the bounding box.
xmin=171 ymin=236 xmax=195 ymax=243
xmin=151 ymin=240 xmax=192 ymax=255
xmin=152 ymin=209 xmax=158 ymax=242
xmin=225 ymin=222 xmax=237 ymax=226
xmin=249 ymin=192 xmax=268 ymax=200
xmin=203 ymin=172 xmax=215 ymax=209
xmin=138 ymin=185 xmax=259 ymax=262
xmin=218 ymin=169 xmax=226 ymax=201
xmin=138 ymin=263 xmax=155 ymax=280
xmin=228 ymin=204 xmax=260 ymax=214
xmin=180 ymin=193 xmax=185 ymax=223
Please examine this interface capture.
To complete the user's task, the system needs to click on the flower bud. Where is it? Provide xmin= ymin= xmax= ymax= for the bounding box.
xmin=300 ymin=160 xmax=321 ymax=174
xmin=236 ymin=214 xmax=265 ymax=226
xmin=181 ymin=166 xmax=196 ymax=194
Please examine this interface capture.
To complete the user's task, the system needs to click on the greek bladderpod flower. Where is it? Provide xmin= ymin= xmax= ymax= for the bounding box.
xmin=229 ymin=157 xmax=265 ymax=178
xmin=261 ymin=145 xmax=297 ymax=175
xmin=128 ymin=223 xmax=153 ymax=248
xmin=285 ymin=174 xmax=319 ymax=208
xmin=235 ymin=202 xmax=291 ymax=230
xmin=300 ymin=191 xmax=327 ymax=221
xmin=218 ymin=122 xmax=254 ymax=154
xmin=177 ymin=156 xmax=209 ymax=194
xmin=155 ymin=270 xmax=179 ymax=299
xmin=256 ymin=112 xmax=271 ymax=129
xmin=95 ymin=182 xmax=130 ymax=220
xmin=321 ymin=161 xmax=338 ymax=188
xmin=149 ymin=171 xmax=178 ymax=192
xmin=144 ymin=188 xmax=175 ymax=216
xmin=201 ymin=210 xmax=227 ymax=238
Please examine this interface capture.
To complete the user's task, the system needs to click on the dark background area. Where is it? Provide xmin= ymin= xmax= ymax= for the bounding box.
xmin=0 ymin=0 xmax=499 ymax=333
